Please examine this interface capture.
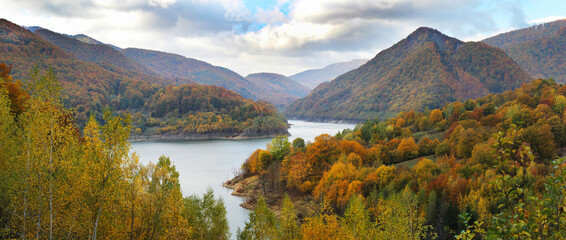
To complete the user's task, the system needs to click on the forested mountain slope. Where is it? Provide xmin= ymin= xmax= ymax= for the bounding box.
xmin=483 ymin=19 xmax=566 ymax=48
xmin=245 ymin=72 xmax=311 ymax=109
xmin=234 ymin=78 xmax=566 ymax=239
xmin=0 ymin=18 xmax=160 ymax=124
xmin=121 ymin=48 xmax=260 ymax=99
xmin=482 ymin=19 xmax=566 ymax=83
xmin=286 ymin=27 xmax=531 ymax=121
xmin=34 ymin=28 xmax=157 ymax=77
xmin=0 ymin=19 xmax=288 ymax=138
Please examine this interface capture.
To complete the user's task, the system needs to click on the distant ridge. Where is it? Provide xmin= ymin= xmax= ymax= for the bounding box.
xmin=121 ymin=48 xmax=308 ymax=108
xmin=121 ymin=48 xmax=259 ymax=99
xmin=245 ymin=72 xmax=311 ymax=109
xmin=483 ymin=19 xmax=566 ymax=48
xmin=286 ymin=27 xmax=532 ymax=121
xmin=24 ymin=22 xmax=310 ymax=109
xmin=289 ymin=59 xmax=368 ymax=89
xmin=34 ymin=28 xmax=158 ymax=77
xmin=482 ymin=19 xmax=566 ymax=83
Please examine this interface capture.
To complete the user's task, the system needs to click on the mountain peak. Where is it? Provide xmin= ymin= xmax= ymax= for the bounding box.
xmin=405 ymin=27 xmax=462 ymax=52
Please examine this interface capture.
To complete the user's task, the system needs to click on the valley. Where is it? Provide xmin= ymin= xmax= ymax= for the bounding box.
xmin=1 ymin=10 xmax=566 ymax=240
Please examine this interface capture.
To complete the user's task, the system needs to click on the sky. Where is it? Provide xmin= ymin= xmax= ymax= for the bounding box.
xmin=1 ymin=0 xmax=564 ymax=76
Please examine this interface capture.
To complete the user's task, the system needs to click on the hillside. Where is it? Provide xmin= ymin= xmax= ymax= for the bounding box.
xmin=34 ymin=28 xmax=158 ymax=78
xmin=245 ymin=72 xmax=311 ymax=109
xmin=0 ymin=18 xmax=161 ymax=125
xmin=482 ymin=19 xmax=566 ymax=83
xmin=0 ymin=18 xmax=288 ymax=138
xmin=482 ymin=19 xmax=566 ymax=49
xmin=121 ymin=48 xmax=305 ymax=108
xmin=285 ymin=27 xmax=531 ymax=121
xmin=289 ymin=59 xmax=368 ymax=89
xmin=232 ymin=78 xmax=566 ymax=239
xmin=121 ymin=48 xmax=259 ymax=98
xmin=134 ymin=83 xmax=289 ymax=140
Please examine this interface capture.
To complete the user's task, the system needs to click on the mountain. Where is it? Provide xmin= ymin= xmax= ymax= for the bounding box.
xmin=483 ymin=19 xmax=566 ymax=48
xmin=22 ymin=23 xmax=304 ymax=109
xmin=26 ymin=26 xmax=121 ymax=50
xmin=244 ymin=73 xmax=311 ymax=109
xmin=121 ymin=48 xmax=260 ymax=99
xmin=121 ymin=48 xmax=302 ymax=108
xmin=0 ymin=19 xmax=288 ymax=138
xmin=285 ymin=27 xmax=532 ymax=121
xmin=289 ymin=59 xmax=368 ymax=89
xmin=0 ymin=18 xmax=176 ymax=125
xmin=33 ymin=28 xmax=159 ymax=78
xmin=482 ymin=19 xmax=566 ymax=83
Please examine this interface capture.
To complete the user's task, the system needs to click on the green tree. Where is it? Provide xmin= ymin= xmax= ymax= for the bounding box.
xmin=343 ymin=195 xmax=375 ymax=239
xmin=238 ymin=197 xmax=277 ymax=240
xmin=291 ymin=138 xmax=305 ymax=150
xmin=277 ymin=194 xmax=301 ymax=240
xmin=268 ymin=136 xmax=291 ymax=162
xmin=184 ymin=189 xmax=230 ymax=240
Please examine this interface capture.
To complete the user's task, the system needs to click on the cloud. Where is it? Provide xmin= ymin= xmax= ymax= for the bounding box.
xmin=528 ymin=15 xmax=566 ymax=25
xmin=149 ymin=0 xmax=178 ymax=8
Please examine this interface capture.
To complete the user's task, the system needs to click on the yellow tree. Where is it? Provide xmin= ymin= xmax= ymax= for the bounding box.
xmin=397 ymin=137 xmax=419 ymax=161
xmin=10 ymin=67 xmax=81 ymax=239
xmin=82 ymin=110 xmax=131 ymax=239
xmin=343 ymin=195 xmax=375 ymax=239
xmin=0 ymin=84 xmax=18 ymax=238
xmin=430 ymin=109 xmax=444 ymax=123
xmin=300 ymin=202 xmax=346 ymax=240
xmin=144 ymin=155 xmax=189 ymax=239
xmin=277 ymin=194 xmax=300 ymax=240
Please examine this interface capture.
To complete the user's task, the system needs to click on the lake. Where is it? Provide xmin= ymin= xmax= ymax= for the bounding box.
xmin=131 ymin=119 xmax=356 ymax=238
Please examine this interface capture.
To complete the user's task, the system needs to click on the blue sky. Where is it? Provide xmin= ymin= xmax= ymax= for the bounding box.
xmin=244 ymin=0 xmax=277 ymax=11
xmin=0 ymin=0 xmax=564 ymax=75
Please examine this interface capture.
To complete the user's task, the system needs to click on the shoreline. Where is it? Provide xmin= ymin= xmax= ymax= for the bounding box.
xmin=129 ymin=130 xmax=290 ymax=142
xmin=287 ymin=117 xmax=363 ymax=124
xmin=223 ymin=174 xmax=313 ymax=219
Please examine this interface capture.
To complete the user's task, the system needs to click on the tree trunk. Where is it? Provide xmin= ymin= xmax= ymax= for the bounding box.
xmin=92 ymin=207 xmax=101 ymax=240
xmin=49 ymin=114 xmax=53 ymax=240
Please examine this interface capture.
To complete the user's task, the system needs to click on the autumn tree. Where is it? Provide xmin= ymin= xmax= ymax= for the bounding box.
xmin=430 ymin=109 xmax=444 ymax=123
xmin=82 ymin=110 xmax=131 ymax=239
xmin=300 ymin=202 xmax=346 ymax=240
xmin=397 ymin=137 xmax=419 ymax=161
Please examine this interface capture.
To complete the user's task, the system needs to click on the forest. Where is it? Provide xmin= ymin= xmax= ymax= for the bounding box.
xmin=236 ymin=78 xmax=566 ymax=239
xmin=131 ymin=83 xmax=288 ymax=139
xmin=0 ymin=66 xmax=231 ymax=239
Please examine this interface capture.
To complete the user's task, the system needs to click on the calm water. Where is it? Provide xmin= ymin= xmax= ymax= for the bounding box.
xmin=131 ymin=120 xmax=356 ymax=238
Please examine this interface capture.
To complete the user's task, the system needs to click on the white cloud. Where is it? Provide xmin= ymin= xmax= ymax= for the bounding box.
xmin=149 ymin=0 xmax=178 ymax=8
xmin=230 ymin=20 xmax=333 ymax=52
xmin=528 ymin=15 xmax=566 ymax=25
xmin=254 ymin=6 xmax=288 ymax=24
